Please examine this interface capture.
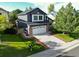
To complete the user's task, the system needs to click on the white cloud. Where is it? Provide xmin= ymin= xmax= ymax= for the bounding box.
xmin=25 ymin=0 xmax=79 ymax=13
xmin=55 ymin=2 xmax=79 ymax=11
xmin=0 ymin=5 xmax=11 ymax=11
xmin=0 ymin=5 xmax=20 ymax=11
xmin=1 ymin=0 xmax=78 ymax=3
xmin=24 ymin=0 xmax=79 ymax=3
xmin=0 ymin=0 xmax=79 ymax=13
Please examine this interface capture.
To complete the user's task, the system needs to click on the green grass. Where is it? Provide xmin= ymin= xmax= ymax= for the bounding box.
xmin=54 ymin=34 xmax=75 ymax=42
xmin=1 ymin=34 xmax=24 ymax=42
xmin=0 ymin=34 xmax=45 ymax=57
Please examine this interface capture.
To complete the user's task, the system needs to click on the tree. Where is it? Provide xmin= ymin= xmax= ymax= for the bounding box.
xmin=48 ymin=4 xmax=54 ymax=13
xmin=73 ymin=10 xmax=79 ymax=33
xmin=53 ymin=6 xmax=66 ymax=32
xmin=29 ymin=7 xmax=33 ymax=11
xmin=25 ymin=7 xmax=33 ymax=12
xmin=25 ymin=7 xmax=29 ymax=12
xmin=73 ymin=26 xmax=79 ymax=33
xmin=9 ymin=13 xmax=18 ymax=24
xmin=12 ymin=9 xmax=23 ymax=14
xmin=53 ymin=2 xmax=76 ymax=33
xmin=0 ymin=15 xmax=12 ymax=31
xmin=9 ymin=9 xmax=23 ymax=24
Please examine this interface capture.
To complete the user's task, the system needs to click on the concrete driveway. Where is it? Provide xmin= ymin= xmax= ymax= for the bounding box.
xmin=34 ymin=34 xmax=66 ymax=48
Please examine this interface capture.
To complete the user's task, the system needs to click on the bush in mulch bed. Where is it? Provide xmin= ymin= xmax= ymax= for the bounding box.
xmin=3 ymin=28 xmax=17 ymax=34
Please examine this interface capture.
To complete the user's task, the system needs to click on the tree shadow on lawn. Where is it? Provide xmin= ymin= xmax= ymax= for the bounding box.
xmin=68 ymin=33 xmax=79 ymax=39
xmin=45 ymin=41 xmax=61 ymax=48
xmin=0 ymin=45 xmax=29 ymax=57
xmin=0 ymin=44 xmax=45 ymax=57
xmin=0 ymin=34 xmax=34 ymax=42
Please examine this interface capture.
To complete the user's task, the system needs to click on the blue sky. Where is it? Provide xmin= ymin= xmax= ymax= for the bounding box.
xmin=0 ymin=2 xmax=35 ymax=11
xmin=0 ymin=1 xmax=79 ymax=13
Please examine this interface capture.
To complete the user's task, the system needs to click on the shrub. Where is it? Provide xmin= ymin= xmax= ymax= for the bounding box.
xmin=69 ymin=33 xmax=79 ymax=39
xmin=73 ymin=26 xmax=79 ymax=33
xmin=25 ymin=41 xmax=45 ymax=53
xmin=32 ymin=44 xmax=45 ymax=53
xmin=50 ymin=25 xmax=62 ymax=34
xmin=3 ymin=28 xmax=17 ymax=34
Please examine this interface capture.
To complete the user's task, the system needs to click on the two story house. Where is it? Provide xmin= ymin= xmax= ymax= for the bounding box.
xmin=16 ymin=8 xmax=52 ymax=36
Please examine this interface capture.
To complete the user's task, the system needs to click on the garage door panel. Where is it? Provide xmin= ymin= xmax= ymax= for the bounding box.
xmin=32 ymin=25 xmax=46 ymax=35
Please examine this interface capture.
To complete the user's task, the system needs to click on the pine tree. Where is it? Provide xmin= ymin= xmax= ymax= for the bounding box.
xmin=29 ymin=7 xmax=33 ymax=11
xmin=48 ymin=4 xmax=54 ymax=13
xmin=54 ymin=6 xmax=66 ymax=32
xmin=54 ymin=2 xmax=76 ymax=33
xmin=25 ymin=7 xmax=29 ymax=12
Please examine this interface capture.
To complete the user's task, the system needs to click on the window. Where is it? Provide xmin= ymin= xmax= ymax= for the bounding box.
xmin=32 ymin=14 xmax=44 ymax=22
xmin=39 ymin=16 xmax=43 ymax=20
xmin=45 ymin=15 xmax=47 ymax=20
xmin=34 ymin=16 xmax=38 ymax=20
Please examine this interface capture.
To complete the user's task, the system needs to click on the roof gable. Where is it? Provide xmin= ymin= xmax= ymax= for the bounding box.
xmin=0 ymin=8 xmax=9 ymax=13
xmin=18 ymin=8 xmax=47 ymax=16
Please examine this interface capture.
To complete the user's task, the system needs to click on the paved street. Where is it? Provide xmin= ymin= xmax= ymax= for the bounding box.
xmin=57 ymin=46 xmax=79 ymax=57
xmin=30 ymin=48 xmax=63 ymax=57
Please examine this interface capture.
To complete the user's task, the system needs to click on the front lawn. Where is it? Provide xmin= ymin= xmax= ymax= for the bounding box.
xmin=54 ymin=34 xmax=75 ymax=42
xmin=0 ymin=34 xmax=45 ymax=57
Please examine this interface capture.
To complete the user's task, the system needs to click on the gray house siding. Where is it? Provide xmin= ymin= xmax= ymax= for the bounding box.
xmin=29 ymin=9 xmax=46 ymax=14
xmin=27 ymin=14 xmax=32 ymax=22
xmin=27 ymin=8 xmax=49 ymax=23
xmin=18 ymin=8 xmax=50 ymax=23
xmin=17 ymin=20 xmax=27 ymax=28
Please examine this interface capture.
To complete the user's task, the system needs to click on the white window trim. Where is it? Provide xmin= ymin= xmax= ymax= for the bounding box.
xmin=32 ymin=14 xmax=44 ymax=22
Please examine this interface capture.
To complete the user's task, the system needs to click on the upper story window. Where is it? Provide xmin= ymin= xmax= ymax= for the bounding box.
xmin=32 ymin=14 xmax=44 ymax=22
xmin=39 ymin=15 xmax=43 ymax=20
xmin=34 ymin=16 xmax=38 ymax=20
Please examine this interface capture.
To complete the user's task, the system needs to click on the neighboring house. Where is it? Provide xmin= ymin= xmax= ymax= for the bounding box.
xmin=48 ymin=11 xmax=57 ymax=25
xmin=0 ymin=8 xmax=9 ymax=20
xmin=16 ymin=8 xmax=52 ymax=36
xmin=48 ymin=11 xmax=57 ymax=20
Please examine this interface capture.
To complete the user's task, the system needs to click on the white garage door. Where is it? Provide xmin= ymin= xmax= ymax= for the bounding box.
xmin=32 ymin=25 xmax=46 ymax=35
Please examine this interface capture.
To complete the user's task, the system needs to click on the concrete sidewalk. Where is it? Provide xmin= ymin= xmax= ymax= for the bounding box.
xmin=54 ymin=39 xmax=79 ymax=50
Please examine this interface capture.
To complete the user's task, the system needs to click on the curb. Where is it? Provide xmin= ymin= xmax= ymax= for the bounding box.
xmin=63 ymin=43 xmax=79 ymax=52
xmin=54 ymin=43 xmax=79 ymax=57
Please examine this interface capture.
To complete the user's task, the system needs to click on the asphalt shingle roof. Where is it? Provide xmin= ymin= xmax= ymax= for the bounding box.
xmin=18 ymin=8 xmax=47 ymax=16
